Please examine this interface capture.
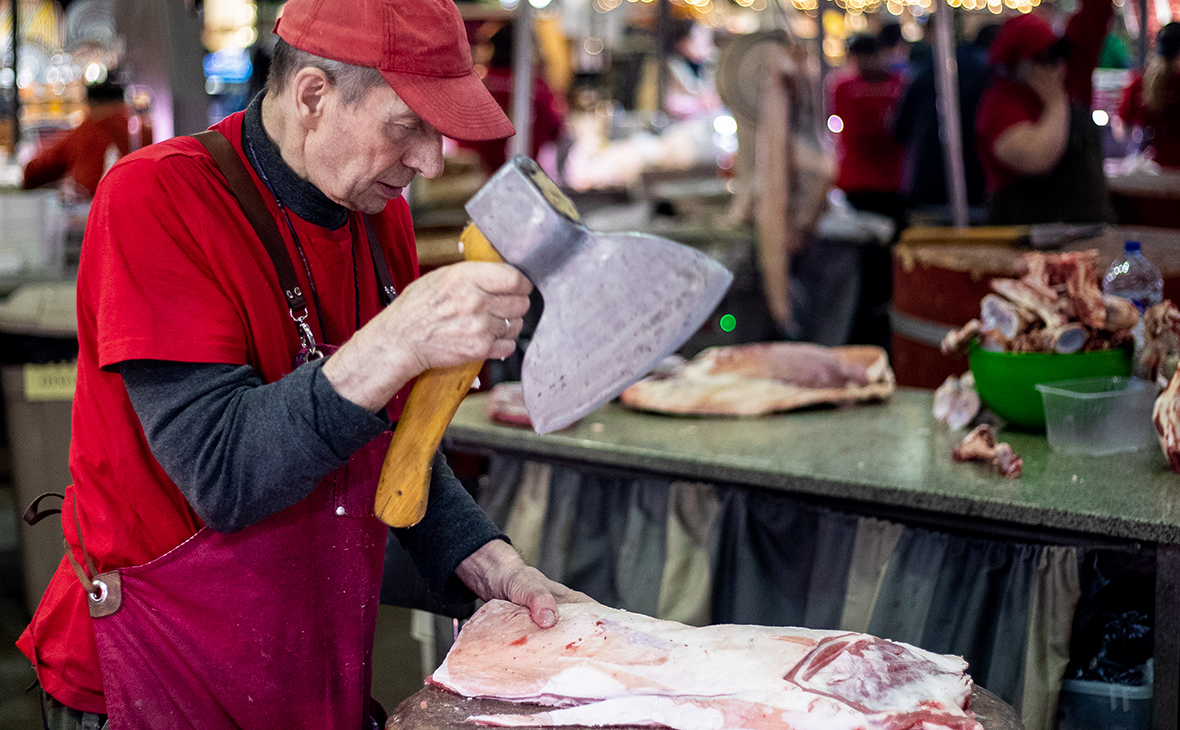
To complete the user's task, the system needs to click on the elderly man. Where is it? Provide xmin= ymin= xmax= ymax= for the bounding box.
xmin=17 ymin=1 xmax=586 ymax=728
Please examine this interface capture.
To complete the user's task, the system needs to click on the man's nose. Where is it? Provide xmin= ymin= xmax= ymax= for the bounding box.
xmin=407 ymin=128 xmax=445 ymax=179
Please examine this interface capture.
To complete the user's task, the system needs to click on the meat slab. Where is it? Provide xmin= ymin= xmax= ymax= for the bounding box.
xmin=429 ymin=600 xmax=981 ymax=730
xmin=619 ymin=344 xmax=895 ymax=417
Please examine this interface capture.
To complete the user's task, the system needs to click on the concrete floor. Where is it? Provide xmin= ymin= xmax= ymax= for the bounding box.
xmin=0 ymin=456 xmax=431 ymax=726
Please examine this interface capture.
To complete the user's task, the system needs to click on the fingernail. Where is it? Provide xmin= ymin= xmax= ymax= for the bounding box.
xmin=540 ymin=609 xmax=555 ymax=627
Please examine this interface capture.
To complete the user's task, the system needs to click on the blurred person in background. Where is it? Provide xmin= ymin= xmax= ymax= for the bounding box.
xmin=894 ymin=23 xmax=999 ymax=215
xmin=457 ymin=23 xmax=566 ymax=176
xmin=974 ymin=0 xmax=1116 ymax=224
xmin=1118 ymin=22 xmax=1180 ymax=169
xmin=828 ymin=34 xmax=906 ymax=225
xmin=22 ymin=79 xmax=150 ymax=200
xmin=879 ymin=23 xmax=911 ymax=76
xmin=826 ymin=34 xmax=906 ymax=349
xmin=663 ymin=17 xmax=722 ymax=120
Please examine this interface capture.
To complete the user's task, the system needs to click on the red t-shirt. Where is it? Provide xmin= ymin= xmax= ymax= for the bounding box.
xmin=16 ymin=111 xmax=420 ymax=714
xmin=975 ymin=0 xmax=1113 ymax=192
xmin=828 ymin=70 xmax=905 ymax=194
xmin=23 ymin=108 xmax=150 ymax=197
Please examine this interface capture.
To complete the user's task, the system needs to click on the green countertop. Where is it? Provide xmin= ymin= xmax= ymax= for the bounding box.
xmin=447 ymin=388 xmax=1180 ymax=544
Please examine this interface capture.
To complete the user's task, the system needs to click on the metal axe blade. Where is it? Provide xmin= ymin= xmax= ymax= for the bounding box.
xmin=467 ymin=157 xmax=733 ymax=434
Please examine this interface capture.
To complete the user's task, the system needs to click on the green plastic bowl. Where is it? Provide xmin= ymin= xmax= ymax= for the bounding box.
xmin=968 ymin=343 xmax=1133 ymax=430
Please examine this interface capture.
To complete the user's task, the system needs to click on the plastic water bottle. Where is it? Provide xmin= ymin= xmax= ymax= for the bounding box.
xmin=1104 ymin=241 xmax=1163 ymax=312
xmin=1103 ymin=241 xmax=1163 ymax=365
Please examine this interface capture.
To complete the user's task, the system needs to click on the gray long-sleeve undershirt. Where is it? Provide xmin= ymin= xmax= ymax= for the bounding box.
xmin=121 ymin=358 xmax=506 ymax=597
xmin=112 ymin=94 xmax=505 ymax=600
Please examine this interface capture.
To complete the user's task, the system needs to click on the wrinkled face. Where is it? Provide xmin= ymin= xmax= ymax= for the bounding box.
xmin=304 ymin=83 xmax=444 ymax=214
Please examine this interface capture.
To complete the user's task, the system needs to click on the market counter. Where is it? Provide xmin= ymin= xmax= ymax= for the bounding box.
xmin=447 ymin=390 xmax=1179 ymax=544
xmin=444 ymin=390 xmax=1180 ymax=730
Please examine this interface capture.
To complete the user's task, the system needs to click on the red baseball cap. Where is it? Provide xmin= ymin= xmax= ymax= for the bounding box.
xmin=988 ymin=13 xmax=1062 ymax=68
xmin=274 ymin=0 xmax=515 ymax=142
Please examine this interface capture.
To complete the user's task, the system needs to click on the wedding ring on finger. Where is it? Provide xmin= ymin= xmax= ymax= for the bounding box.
xmin=504 ymin=318 xmax=512 ymax=338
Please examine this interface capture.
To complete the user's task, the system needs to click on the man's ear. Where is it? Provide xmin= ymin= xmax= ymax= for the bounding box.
xmin=292 ymin=67 xmax=332 ymax=130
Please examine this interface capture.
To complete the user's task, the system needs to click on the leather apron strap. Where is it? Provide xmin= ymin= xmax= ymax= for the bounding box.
xmin=192 ymin=130 xmax=397 ymax=316
xmin=193 ymin=131 xmax=309 ymax=317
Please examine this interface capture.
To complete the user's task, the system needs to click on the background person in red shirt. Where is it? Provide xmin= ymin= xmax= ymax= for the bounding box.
xmin=22 ymin=79 xmax=150 ymax=200
xmin=974 ymin=0 xmax=1116 ymax=224
xmin=457 ymin=23 xmax=567 ymax=176
xmin=828 ymin=34 xmax=906 ymax=225
xmin=1118 ymin=22 xmax=1180 ymax=169
xmin=824 ymin=34 xmax=905 ymax=350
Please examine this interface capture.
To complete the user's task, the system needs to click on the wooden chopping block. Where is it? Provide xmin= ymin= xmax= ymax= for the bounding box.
xmin=386 ymin=684 xmax=1024 ymax=730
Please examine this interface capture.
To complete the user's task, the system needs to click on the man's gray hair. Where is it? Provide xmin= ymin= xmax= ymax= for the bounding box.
xmin=267 ymin=38 xmax=386 ymax=106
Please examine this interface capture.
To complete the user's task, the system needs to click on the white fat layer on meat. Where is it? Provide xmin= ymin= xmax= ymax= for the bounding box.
xmin=435 ymin=601 xmax=842 ymax=702
xmin=436 ymin=601 xmax=982 ymax=730
xmin=539 ymin=667 xmax=629 ymax=699
xmin=893 ymin=640 xmax=970 ymax=674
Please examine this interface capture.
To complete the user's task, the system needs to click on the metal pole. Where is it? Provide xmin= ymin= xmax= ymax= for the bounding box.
xmin=10 ymin=0 xmax=19 ymax=153
xmin=656 ymin=0 xmax=670 ymax=115
xmin=932 ymin=0 xmax=968 ymax=227
xmin=1137 ymin=0 xmax=1149 ymax=70
xmin=509 ymin=1 xmax=534 ymax=159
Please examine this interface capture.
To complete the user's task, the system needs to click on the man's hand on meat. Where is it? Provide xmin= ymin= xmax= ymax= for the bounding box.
xmin=322 ymin=262 xmax=533 ymax=412
xmin=454 ymin=539 xmax=594 ymax=628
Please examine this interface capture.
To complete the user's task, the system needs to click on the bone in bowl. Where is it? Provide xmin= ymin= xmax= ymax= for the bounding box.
xmin=968 ymin=343 xmax=1134 ymax=430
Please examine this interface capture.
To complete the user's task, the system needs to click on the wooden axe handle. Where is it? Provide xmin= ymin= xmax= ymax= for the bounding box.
xmin=374 ymin=223 xmax=503 ymax=527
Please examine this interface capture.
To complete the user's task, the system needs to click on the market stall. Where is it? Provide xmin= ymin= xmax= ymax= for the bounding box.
xmin=2 ymin=0 xmax=1179 ymax=727
xmin=443 ymin=389 xmax=1176 ymax=730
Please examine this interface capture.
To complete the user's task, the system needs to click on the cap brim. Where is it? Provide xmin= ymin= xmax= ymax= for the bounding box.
xmin=383 ymin=69 xmax=515 ymax=142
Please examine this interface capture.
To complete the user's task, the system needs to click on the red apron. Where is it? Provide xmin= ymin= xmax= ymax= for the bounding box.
xmin=70 ymin=130 xmax=402 ymax=729
xmin=84 ymin=424 xmax=390 ymax=729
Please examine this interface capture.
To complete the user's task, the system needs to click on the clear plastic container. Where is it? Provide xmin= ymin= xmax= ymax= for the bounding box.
xmin=0 ymin=189 xmax=66 ymax=278
xmin=1035 ymin=377 xmax=1160 ymax=456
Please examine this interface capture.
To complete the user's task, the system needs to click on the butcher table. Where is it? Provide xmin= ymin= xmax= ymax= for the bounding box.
xmin=388 ymin=685 xmax=1021 ymax=730
xmin=442 ymin=388 xmax=1180 ymax=730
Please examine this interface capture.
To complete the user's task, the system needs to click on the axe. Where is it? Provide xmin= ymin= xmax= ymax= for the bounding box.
xmin=374 ymin=157 xmax=733 ymax=527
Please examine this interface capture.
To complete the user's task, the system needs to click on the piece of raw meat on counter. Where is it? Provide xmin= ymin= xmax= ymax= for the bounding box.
xmin=933 ymin=372 xmax=982 ymax=429
xmin=1134 ymin=301 xmax=1180 ymax=473
xmin=1154 ymin=370 xmax=1180 ymax=473
xmin=620 ymin=343 xmax=895 ymax=417
xmin=951 ymin=424 xmax=1022 ymax=479
xmin=430 ymin=600 xmax=982 ymax=730
xmin=486 ymin=382 xmax=533 ymax=429
xmin=1141 ymin=301 xmax=1180 ymax=386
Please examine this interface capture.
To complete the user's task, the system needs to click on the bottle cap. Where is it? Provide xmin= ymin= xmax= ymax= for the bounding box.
xmin=1126 ymin=240 xmax=1141 ymax=253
